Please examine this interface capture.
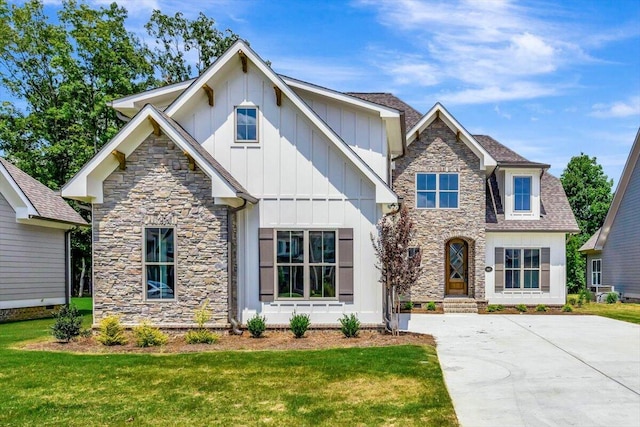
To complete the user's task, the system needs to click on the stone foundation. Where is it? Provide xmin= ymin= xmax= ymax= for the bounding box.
xmin=0 ymin=304 xmax=62 ymax=323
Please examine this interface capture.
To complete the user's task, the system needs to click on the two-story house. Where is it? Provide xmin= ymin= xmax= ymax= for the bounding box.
xmin=62 ymin=41 xmax=578 ymax=327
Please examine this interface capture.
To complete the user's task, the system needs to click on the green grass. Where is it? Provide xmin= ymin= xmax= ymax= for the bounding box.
xmin=567 ymin=294 xmax=640 ymax=324
xmin=0 ymin=300 xmax=457 ymax=426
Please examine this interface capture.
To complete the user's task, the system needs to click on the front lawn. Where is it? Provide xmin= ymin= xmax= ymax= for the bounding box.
xmin=573 ymin=300 xmax=640 ymax=324
xmin=0 ymin=304 xmax=457 ymax=426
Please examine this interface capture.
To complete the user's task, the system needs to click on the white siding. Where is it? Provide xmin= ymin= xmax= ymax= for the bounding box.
xmin=485 ymin=232 xmax=566 ymax=304
xmin=0 ymin=192 xmax=66 ymax=304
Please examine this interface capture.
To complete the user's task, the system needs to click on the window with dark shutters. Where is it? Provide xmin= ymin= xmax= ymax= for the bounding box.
xmin=494 ymin=247 xmax=504 ymax=292
xmin=541 ymin=247 xmax=550 ymax=292
xmin=258 ymin=228 xmax=275 ymax=302
xmin=338 ymin=228 xmax=354 ymax=303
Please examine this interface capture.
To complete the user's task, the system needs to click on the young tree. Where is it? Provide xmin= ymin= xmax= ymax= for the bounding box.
xmin=371 ymin=204 xmax=422 ymax=335
xmin=561 ymin=153 xmax=613 ymax=293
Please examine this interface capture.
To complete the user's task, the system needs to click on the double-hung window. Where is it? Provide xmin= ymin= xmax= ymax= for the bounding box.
xmin=144 ymin=227 xmax=175 ymax=300
xmin=235 ymin=106 xmax=258 ymax=142
xmin=505 ymin=248 xmax=540 ymax=289
xmin=276 ymin=230 xmax=337 ymax=299
xmin=416 ymin=173 xmax=459 ymax=209
xmin=592 ymin=259 xmax=602 ymax=286
xmin=513 ymin=176 xmax=532 ymax=211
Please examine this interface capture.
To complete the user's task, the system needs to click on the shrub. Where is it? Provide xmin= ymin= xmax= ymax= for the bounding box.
xmin=51 ymin=304 xmax=83 ymax=343
xmin=515 ymin=304 xmax=527 ymax=313
xmin=403 ymin=301 xmax=414 ymax=311
xmin=185 ymin=329 xmax=219 ymax=344
xmin=96 ymin=316 xmax=127 ymax=346
xmin=535 ymin=304 xmax=547 ymax=312
xmin=289 ymin=312 xmax=310 ymax=338
xmin=133 ymin=321 xmax=168 ymax=347
xmin=193 ymin=300 xmax=212 ymax=328
xmin=568 ymin=296 xmax=578 ymax=306
xmin=247 ymin=314 xmax=267 ymax=338
xmin=578 ymin=288 xmax=592 ymax=305
xmin=426 ymin=301 xmax=437 ymax=311
xmin=486 ymin=304 xmax=498 ymax=312
xmin=339 ymin=314 xmax=361 ymax=338
xmin=606 ymin=292 xmax=618 ymax=304
xmin=496 ymin=304 xmax=505 ymax=311
xmin=562 ymin=304 xmax=573 ymax=312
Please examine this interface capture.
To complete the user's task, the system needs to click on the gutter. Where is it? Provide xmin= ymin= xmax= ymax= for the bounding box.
xmin=227 ymin=199 xmax=251 ymax=335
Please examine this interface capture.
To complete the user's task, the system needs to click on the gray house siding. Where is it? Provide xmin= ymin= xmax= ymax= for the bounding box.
xmin=585 ymin=253 xmax=601 ymax=288
xmin=0 ymin=192 xmax=66 ymax=303
xmin=602 ymin=159 xmax=640 ymax=298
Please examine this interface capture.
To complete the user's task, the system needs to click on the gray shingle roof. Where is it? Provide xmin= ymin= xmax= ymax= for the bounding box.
xmin=579 ymin=228 xmax=601 ymax=252
xmin=0 ymin=158 xmax=87 ymax=226
xmin=346 ymin=93 xmax=423 ymax=131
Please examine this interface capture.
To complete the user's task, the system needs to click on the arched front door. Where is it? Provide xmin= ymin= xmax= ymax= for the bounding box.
xmin=446 ymin=239 xmax=468 ymax=295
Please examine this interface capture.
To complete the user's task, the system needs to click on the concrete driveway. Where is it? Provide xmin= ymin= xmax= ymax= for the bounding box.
xmin=401 ymin=314 xmax=640 ymax=427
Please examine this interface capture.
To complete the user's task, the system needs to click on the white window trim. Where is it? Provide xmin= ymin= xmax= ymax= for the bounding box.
xmin=234 ymin=105 xmax=259 ymax=143
xmin=143 ymin=226 xmax=177 ymax=302
xmin=415 ymin=172 xmax=460 ymax=210
xmin=274 ymin=229 xmax=339 ymax=301
xmin=503 ymin=247 xmax=542 ymax=291
xmin=504 ymin=169 xmax=540 ymax=220
xmin=592 ymin=258 xmax=602 ymax=286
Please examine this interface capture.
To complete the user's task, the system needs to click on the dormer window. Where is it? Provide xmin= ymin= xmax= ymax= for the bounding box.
xmin=235 ymin=106 xmax=258 ymax=142
xmin=514 ymin=176 xmax=532 ymax=211
xmin=504 ymin=170 xmax=540 ymax=220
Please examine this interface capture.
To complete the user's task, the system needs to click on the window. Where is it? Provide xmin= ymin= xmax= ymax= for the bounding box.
xmin=513 ymin=176 xmax=532 ymax=211
xmin=416 ymin=173 xmax=459 ymax=209
xmin=276 ymin=230 xmax=336 ymax=299
xmin=505 ymin=248 xmax=540 ymax=289
xmin=144 ymin=227 xmax=175 ymax=300
xmin=592 ymin=259 xmax=602 ymax=286
xmin=235 ymin=107 xmax=258 ymax=142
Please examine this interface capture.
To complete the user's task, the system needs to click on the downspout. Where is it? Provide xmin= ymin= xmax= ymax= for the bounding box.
xmin=227 ymin=198 xmax=249 ymax=335
xmin=65 ymin=230 xmax=71 ymax=305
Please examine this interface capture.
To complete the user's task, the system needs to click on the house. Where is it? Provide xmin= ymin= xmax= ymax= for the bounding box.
xmin=62 ymin=40 xmax=578 ymax=327
xmin=0 ymin=158 xmax=87 ymax=322
xmin=579 ymin=129 xmax=640 ymax=301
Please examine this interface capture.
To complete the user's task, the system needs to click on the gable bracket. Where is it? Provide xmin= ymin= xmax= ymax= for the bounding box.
xmin=456 ymin=130 xmax=461 ymax=142
xmin=148 ymin=117 xmax=161 ymax=136
xmin=183 ymin=151 xmax=196 ymax=171
xmin=111 ymin=150 xmax=126 ymax=170
xmin=202 ymin=84 xmax=214 ymax=107
xmin=238 ymin=51 xmax=248 ymax=73
xmin=274 ymin=86 xmax=282 ymax=106
xmin=436 ymin=110 xmax=440 ymax=119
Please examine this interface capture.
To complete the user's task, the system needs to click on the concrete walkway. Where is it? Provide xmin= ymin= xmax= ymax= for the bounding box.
xmin=401 ymin=314 xmax=640 ymax=427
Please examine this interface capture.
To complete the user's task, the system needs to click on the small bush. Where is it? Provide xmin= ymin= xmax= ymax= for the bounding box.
xmin=515 ymin=304 xmax=527 ymax=313
xmin=247 ymin=314 xmax=267 ymax=338
xmin=535 ymin=304 xmax=547 ymax=312
xmin=426 ymin=301 xmax=437 ymax=311
xmin=606 ymin=292 xmax=618 ymax=304
xmin=133 ymin=321 xmax=168 ymax=347
xmin=194 ymin=300 xmax=212 ymax=328
xmin=486 ymin=304 xmax=499 ymax=312
xmin=403 ymin=301 xmax=414 ymax=311
xmin=562 ymin=304 xmax=573 ymax=312
xmin=96 ymin=316 xmax=127 ymax=346
xmin=185 ymin=329 xmax=219 ymax=344
xmin=289 ymin=312 xmax=310 ymax=338
xmin=51 ymin=304 xmax=83 ymax=343
xmin=578 ymin=288 xmax=592 ymax=305
xmin=496 ymin=304 xmax=505 ymax=311
xmin=339 ymin=314 xmax=361 ymax=338
xmin=568 ymin=296 xmax=578 ymax=306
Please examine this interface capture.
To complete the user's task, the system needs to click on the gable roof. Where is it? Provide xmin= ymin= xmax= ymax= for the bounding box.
xmin=0 ymin=158 xmax=87 ymax=227
xmin=593 ymin=127 xmax=640 ymax=249
xmin=579 ymin=228 xmax=602 ymax=253
xmin=474 ymin=135 xmax=550 ymax=169
xmin=347 ymin=92 xmax=423 ymax=131
xmin=407 ymin=103 xmax=497 ymax=170
xmin=62 ymin=104 xmax=257 ymax=205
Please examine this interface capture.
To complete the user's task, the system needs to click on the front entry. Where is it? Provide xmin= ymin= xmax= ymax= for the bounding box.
xmin=446 ymin=239 xmax=468 ymax=295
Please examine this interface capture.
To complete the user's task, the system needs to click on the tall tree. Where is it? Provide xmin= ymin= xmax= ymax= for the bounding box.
xmin=145 ymin=10 xmax=239 ymax=84
xmin=561 ymin=153 xmax=613 ymax=293
xmin=371 ymin=205 xmax=422 ymax=335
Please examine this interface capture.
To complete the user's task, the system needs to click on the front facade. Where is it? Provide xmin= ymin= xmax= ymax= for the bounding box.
xmin=63 ymin=41 xmax=577 ymax=327
xmin=0 ymin=158 xmax=87 ymax=322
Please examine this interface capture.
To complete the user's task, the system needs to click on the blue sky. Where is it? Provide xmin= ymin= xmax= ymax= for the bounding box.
xmin=11 ymin=0 xmax=640 ymax=184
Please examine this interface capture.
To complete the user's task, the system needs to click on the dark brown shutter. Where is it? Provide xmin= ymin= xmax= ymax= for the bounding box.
xmin=338 ymin=228 xmax=354 ymax=303
xmin=494 ymin=247 xmax=504 ymax=292
xmin=259 ymin=228 xmax=275 ymax=302
xmin=541 ymin=247 xmax=550 ymax=292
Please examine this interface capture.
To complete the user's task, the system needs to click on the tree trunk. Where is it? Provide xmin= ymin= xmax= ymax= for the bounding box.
xmin=78 ymin=257 xmax=86 ymax=297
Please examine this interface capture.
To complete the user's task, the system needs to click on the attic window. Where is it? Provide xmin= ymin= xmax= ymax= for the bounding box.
xmin=514 ymin=176 xmax=532 ymax=211
xmin=235 ymin=107 xmax=258 ymax=142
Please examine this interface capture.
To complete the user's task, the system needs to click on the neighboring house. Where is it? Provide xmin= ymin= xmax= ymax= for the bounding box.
xmin=580 ymin=129 xmax=640 ymax=301
xmin=0 ymin=158 xmax=87 ymax=322
xmin=62 ymin=40 xmax=578 ymax=327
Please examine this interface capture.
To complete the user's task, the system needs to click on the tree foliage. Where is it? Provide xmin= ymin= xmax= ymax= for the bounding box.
xmin=371 ymin=205 xmax=422 ymax=335
xmin=561 ymin=153 xmax=613 ymax=292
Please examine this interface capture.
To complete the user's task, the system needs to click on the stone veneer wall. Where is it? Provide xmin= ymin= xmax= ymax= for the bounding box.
xmin=0 ymin=305 xmax=62 ymax=323
xmin=93 ymin=135 xmax=229 ymax=327
xmin=393 ymin=118 xmax=486 ymax=301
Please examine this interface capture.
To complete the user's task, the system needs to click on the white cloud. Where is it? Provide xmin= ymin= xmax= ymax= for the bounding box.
xmin=439 ymin=82 xmax=558 ymax=105
xmin=494 ymin=105 xmax=511 ymax=120
xmin=590 ymin=96 xmax=640 ymax=118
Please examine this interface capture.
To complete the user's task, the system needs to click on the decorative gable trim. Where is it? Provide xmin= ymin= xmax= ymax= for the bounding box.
xmin=0 ymin=161 xmax=38 ymax=219
xmin=407 ymin=103 xmax=497 ymax=170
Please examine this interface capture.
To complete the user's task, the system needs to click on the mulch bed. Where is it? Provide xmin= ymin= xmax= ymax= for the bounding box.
xmin=19 ymin=330 xmax=435 ymax=354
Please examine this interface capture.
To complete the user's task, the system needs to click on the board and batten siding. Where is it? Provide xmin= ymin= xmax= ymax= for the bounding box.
xmin=603 ymin=158 xmax=640 ymax=299
xmin=172 ymin=68 xmax=384 ymax=324
xmin=485 ymin=232 xmax=567 ymax=304
xmin=0 ymin=192 xmax=66 ymax=308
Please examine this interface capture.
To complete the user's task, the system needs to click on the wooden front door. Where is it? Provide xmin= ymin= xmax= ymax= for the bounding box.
xmin=446 ymin=239 xmax=468 ymax=295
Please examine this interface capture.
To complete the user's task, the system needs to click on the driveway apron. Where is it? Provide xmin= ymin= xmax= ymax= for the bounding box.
xmin=401 ymin=314 xmax=640 ymax=427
